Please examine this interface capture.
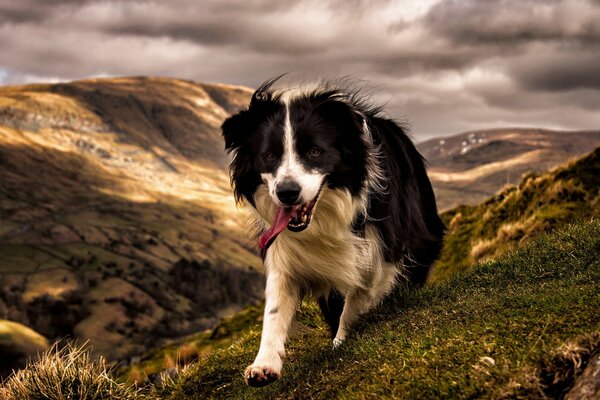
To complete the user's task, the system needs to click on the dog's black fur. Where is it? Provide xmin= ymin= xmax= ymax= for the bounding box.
xmin=223 ymin=77 xmax=444 ymax=341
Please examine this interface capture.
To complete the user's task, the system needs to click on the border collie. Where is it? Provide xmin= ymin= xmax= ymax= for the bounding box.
xmin=222 ymin=77 xmax=445 ymax=387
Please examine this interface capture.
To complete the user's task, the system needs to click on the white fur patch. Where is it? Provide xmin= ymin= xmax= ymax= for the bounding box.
xmin=254 ymin=185 xmax=399 ymax=297
xmin=260 ymin=98 xmax=325 ymax=207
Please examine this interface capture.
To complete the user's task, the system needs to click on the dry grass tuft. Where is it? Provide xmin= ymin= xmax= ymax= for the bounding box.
xmin=0 ymin=342 xmax=144 ymax=400
xmin=539 ymin=332 xmax=600 ymax=398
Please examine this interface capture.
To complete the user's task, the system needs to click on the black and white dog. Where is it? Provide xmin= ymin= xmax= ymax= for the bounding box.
xmin=222 ymin=77 xmax=444 ymax=387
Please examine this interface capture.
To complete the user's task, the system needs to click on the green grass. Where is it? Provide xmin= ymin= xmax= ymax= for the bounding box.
xmin=431 ymin=147 xmax=600 ymax=281
xmin=159 ymin=218 xmax=600 ymax=399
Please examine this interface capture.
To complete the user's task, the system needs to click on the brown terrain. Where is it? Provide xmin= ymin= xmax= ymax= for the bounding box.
xmin=0 ymin=77 xmax=263 ymax=373
xmin=418 ymin=129 xmax=600 ymax=210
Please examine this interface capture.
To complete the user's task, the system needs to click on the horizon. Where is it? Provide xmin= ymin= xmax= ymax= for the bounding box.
xmin=1 ymin=0 xmax=600 ymax=140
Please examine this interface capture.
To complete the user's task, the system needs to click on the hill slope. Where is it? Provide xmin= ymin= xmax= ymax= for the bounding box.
xmin=159 ymin=218 xmax=600 ymax=399
xmin=0 ymin=77 xmax=263 ymax=362
xmin=431 ymin=146 xmax=600 ymax=281
xmin=418 ymin=128 xmax=600 ymax=210
xmin=149 ymin=147 xmax=600 ymax=399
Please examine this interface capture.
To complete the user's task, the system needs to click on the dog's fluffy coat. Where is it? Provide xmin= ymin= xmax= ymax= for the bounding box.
xmin=222 ymin=77 xmax=444 ymax=387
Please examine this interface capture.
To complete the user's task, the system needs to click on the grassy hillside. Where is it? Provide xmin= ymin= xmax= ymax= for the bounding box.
xmin=153 ymin=218 xmax=600 ymax=399
xmin=418 ymin=129 xmax=600 ymax=210
xmin=430 ymin=146 xmax=600 ymax=282
xmin=0 ymin=77 xmax=263 ymax=364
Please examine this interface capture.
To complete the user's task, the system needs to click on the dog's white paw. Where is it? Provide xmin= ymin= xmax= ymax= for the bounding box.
xmin=332 ymin=337 xmax=344 ymax=348
xmin=244 ymin=364 xmax=281 ymax=387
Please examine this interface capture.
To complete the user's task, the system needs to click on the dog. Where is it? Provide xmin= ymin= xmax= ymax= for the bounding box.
xmin=221 ymin=77 xmax=445 ymax=387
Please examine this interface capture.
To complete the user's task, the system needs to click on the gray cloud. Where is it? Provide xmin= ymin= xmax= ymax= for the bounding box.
xmin=0 ymin=0 xmax=599 ymax=139
xmin=425 ymin=0 xmax=600 ymax=45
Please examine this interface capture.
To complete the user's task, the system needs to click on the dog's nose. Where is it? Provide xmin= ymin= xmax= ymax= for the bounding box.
xmin=276 ymin=181 xmax=301 ymax=205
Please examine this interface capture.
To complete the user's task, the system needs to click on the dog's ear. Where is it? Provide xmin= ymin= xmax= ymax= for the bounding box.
xmin=222 ymin=111 xmax=249 ymax=152
xmin=251 ymin=89 xmax=271 ymax=105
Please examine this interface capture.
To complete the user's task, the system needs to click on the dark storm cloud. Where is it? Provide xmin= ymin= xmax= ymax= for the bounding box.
xmin=0 ymin=0 xmax=599 ymax=139
xmin=510 ymin=49 xmax=600 ymax=92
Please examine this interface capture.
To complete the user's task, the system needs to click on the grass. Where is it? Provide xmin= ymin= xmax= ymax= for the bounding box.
xmin=0 ymin=342 xmax=145 ymax=400
xmin=157 ymin=218 xmax=600 ymax=399
xmin=430 ymin=147 xmax=600 ymax=281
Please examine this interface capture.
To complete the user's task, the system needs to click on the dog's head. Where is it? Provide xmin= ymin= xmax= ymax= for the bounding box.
xmin=222 ymin=79 xmax=373 ymax=248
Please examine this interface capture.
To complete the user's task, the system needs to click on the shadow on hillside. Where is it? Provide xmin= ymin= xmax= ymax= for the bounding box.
xmin=0 ymin=142 xmax=263 ymax=363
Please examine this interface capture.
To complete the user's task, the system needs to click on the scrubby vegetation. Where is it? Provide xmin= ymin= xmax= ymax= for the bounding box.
xmin=0 ymin=343 xmax=145 ymax=400
xmin=431 ymin=147 xmax=600 ymax=281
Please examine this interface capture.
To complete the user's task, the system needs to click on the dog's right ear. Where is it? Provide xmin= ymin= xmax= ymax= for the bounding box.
xmin=222 ymin=111 xmax=248 ymax=152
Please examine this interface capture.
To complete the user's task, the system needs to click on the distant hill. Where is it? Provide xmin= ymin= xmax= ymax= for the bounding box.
xmin=0 ymin=77 xmax=263 ymax=363
xmin=417 ymin=128 xmax=600 ymax=210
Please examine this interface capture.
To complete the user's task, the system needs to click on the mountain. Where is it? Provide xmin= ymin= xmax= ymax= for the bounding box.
xmin=1 ymin=76 xmax=598 ymax=373
xmin=1 ymin=78 xmax=599 ymax=398
xmin=417 ymin=128 xmax=600 ymax=210
xmin=0 ymin=77 xmax=263 ymax=363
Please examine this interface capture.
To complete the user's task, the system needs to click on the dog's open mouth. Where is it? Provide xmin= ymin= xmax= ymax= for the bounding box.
xmin=258 ymin=198 xmax=318 ymax=250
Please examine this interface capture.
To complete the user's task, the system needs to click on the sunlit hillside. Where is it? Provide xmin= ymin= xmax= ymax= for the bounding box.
xmin=0 ymin=77 xmax=263 ymax=367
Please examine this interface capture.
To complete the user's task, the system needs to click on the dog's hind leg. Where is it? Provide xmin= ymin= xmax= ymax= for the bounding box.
xmin=245 ymin=270 xmax=299 ymax=387
xmin=333 ymin=267 xmax=397 ymax=347
xmin=318 ymin=291 xmax=345 ymax=339
xmin=332 ymin=289 xmax=373 ymax=347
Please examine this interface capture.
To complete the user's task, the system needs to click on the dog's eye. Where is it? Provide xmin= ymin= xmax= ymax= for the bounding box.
xmin=263 ymin=151 xmax=276 ymax=162
xmin=307 ymin=147 xmax=322 ymax=158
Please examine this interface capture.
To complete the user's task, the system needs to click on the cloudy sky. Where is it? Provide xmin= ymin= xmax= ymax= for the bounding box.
xmin=1 ymin=0 xmax=599 ymax=140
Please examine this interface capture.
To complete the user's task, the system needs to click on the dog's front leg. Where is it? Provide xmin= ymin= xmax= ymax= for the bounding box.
xmin=245 ymin=270 xmax=299 ymax=387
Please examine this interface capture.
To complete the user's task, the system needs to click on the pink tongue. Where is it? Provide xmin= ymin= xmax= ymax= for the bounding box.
xmin=258 ymin=207 xmax=292 ymax=250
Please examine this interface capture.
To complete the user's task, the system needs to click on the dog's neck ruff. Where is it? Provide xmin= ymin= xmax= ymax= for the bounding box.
xmin=253 ymin=185 xmax=377 ymax=295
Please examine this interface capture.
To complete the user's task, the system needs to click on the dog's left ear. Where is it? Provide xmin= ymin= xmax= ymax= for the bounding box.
xmin=222 ymin=111 xmax=248 ymax=152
